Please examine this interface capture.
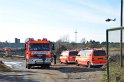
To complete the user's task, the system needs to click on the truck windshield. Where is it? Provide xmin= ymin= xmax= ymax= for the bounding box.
xmin=70 ymin=51 xmax=78 ymax=56
xmin=29 ymin=43 xmax=50 ymax=51
xmin=94 ymin=50 xmax=106 ymax=56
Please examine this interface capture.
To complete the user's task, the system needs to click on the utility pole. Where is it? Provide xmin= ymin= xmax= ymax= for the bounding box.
xmin=74 ymin=29 xmax=78 ymax=43
xmin=120 ymin=0 xmax=123 ymax=67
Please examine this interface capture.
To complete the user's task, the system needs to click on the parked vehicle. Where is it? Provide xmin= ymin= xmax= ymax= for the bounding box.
xmin=75 ymin=48 xmax=107 ymax=68
xmin=25 ymin=38 xmax=54 ymax=69
xmin=59 ymin=50 xmax=78 ymax=64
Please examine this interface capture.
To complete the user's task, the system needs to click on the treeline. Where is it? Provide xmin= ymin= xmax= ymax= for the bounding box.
xmin=0 ymin=40 xmax=121 ymax=56
xmin=54 ymin=40 xmax=121 ymax=55
xmin=0 ymin=40 xmax=120 ymax=50
xmin=0 ymin=42 xmax=24 ymax=49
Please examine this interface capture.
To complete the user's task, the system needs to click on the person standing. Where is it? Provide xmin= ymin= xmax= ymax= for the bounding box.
xmin=53 ymin=54 xmax=57 ymax=64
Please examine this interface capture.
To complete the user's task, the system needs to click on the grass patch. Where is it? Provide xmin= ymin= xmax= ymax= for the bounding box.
xmin=101 ymin=61 xmax=124 ymax=82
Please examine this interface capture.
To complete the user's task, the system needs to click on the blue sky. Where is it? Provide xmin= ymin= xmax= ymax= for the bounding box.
xmin=0 ymin=0 xmax=121 ymax=43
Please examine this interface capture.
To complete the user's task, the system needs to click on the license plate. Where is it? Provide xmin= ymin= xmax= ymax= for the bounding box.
xmin=36 ymin=60 xmax=42 ymax=63
xmin=98 ymin=58 xmax=103 ymax=60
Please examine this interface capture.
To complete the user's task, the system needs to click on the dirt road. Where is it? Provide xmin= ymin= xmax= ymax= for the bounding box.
xmin=0 ymin=57 xmax=104 ymax=82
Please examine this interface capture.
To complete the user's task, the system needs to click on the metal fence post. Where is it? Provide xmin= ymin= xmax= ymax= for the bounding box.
xmin=106 ymin=30 xmax=109 ymax=82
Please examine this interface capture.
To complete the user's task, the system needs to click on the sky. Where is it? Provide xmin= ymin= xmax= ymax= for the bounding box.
xmin=0 ymin=0 xmax=121 ymax=43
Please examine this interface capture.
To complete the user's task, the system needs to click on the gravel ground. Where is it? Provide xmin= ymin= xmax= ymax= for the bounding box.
xmin=0 ymin=57 xmax=104 ymax=82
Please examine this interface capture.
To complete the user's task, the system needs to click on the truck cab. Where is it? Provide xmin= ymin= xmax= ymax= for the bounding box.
xmin=25 ymin=38 xmax=54 ymax=69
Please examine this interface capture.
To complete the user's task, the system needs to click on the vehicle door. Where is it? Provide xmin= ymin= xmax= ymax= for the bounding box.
xmin=81 ymin=50 xmax=92 ymax=65
xmin=60 ymin=51 xmax=68 ymax=63
xmin=68 ymin=51 xmax=78 ymax=62
xmin=92 ymin=50 xmax=107 ymax=64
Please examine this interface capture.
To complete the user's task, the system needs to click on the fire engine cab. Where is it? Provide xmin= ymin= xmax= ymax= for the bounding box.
xmin=25 ymin=38 xmax=54 ymax=69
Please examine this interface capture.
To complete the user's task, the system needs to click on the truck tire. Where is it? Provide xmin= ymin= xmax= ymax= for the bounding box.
xmin=46 ymin=65 xmax=50 ymax=68
xmin=66 ymin=60 xmax=68 ymax=65
xmin=27 ymin=64 xmax=31 ymax=69
xmin=75 ymin=60 xmax=79 ymax=66
xmin=26 ymin=64 xmax=27 ymax=68
xmin=87 ymin=62 xmax=91 ymax=68
xmin=60 ymin=60 xmax=62 ymax=64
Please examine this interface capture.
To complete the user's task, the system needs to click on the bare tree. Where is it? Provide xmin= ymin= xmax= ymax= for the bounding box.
xmin=80 ymin=38 xmax=86 ymax=44
xmin=59 ymin=34 xmax=70 ymax=42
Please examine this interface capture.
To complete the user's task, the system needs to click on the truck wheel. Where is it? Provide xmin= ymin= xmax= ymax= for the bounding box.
xmin=26 ymin=64 xmax=27 ymax=68
xmin=60 ymin=62 xmax=62 ymax=64
xmin=46 ymin=65 xmax=50 ymax=68
xmin=60 ymin=60 xmax=62 ymax=64
xmin=97 ymin=65 xmax=103 ymax=68
xmin=66 ymin=60 xmax=68 ymax=65
xmin=75 ymin=60 xmax=79 ymax=66
xmin=87 ymin=62 xmax=91 ymax=68
xmin=27 ymin=64 xmax=31 ymax=69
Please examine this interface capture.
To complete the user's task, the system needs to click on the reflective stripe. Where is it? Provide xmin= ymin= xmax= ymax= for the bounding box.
xmin=91 ymin=63 xmax=106 ymax=65
xmin=31 ymin=51 xmax=50 ymax=54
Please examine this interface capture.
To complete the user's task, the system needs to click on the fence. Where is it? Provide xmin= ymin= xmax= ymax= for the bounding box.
xmin=106 ymin=27 xmax=124 ymax=82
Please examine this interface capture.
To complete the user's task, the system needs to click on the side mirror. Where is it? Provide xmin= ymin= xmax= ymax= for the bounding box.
xmin=24 ymin=44 xmax=26 ymax=50
xmin=77 ymin=54 xmax=80 ymax=56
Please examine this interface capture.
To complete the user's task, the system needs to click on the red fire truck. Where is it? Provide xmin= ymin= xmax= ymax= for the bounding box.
xmin=25 ymin=38 xmax=54 ymax=69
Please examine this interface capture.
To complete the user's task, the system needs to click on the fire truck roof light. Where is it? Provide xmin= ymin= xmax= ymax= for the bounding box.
xmin=42 ymin=38 xmax=47 ymax=41
xmin=25 ymin=38 xmax=34 ymax=42
xmin=38 ymin=39 xmax=41 ymax=41
xmin=30 ymin=38 xmax=34 ymax=40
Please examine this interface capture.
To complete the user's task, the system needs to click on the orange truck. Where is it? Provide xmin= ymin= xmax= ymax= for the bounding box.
xmin=59 ymin=50 xmax=78 ymax=64
xmin=25 ymin=38 xmax=54 ymax=69
xmin=75 ymin=48 xmax=107 ymax=68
